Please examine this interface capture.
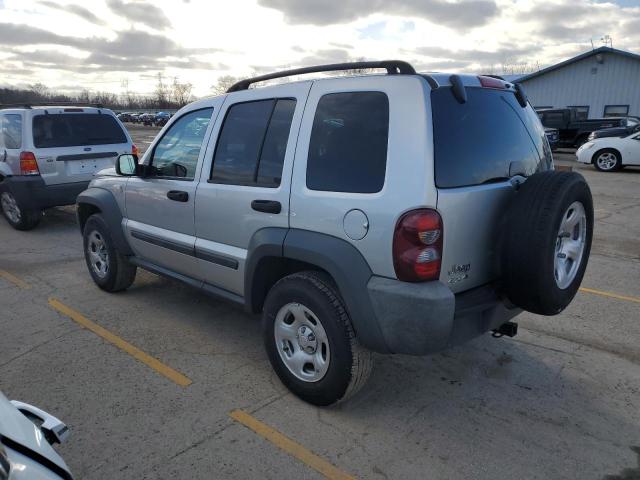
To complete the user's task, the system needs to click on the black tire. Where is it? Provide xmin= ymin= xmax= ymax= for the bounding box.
xmin=592 ymin=148 xmax=622 ymax=172
xmin=83 ymin=214 xmax=137 ymax=292
xmin=502 ymin=171 xmax=593 ymax=315
xmin=0 ymin=191 xmax=41 ymax=230
xmin=262 ymin=271 xmax=373 ymax=406
xmin=575 ymin=135 xmax=589 ymax=148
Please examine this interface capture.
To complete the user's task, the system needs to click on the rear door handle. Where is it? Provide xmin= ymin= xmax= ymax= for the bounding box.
xmin=167 ymin=190 xmax=189 ymax=202
xmin=251 ymin=200 xmax=281 ymax=214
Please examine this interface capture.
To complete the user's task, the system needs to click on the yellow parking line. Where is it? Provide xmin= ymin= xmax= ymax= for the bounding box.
xmin=0 ymin=269 xmax=31 ymax=289
xmin=580 ymin=287 xmax=640 ymax=304
xmin=229 ymin=409 xmax=355 ymax=480
xmin=48 ymin=298 xmax=192 ymax=387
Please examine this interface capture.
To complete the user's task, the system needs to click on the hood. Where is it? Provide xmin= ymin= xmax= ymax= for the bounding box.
xmin=0 ymin=392 xmax=71 ymax=477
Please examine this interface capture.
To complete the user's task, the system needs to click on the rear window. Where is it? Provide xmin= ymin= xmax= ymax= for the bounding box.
xmin=432 ymin=87 xmax=550 ymax=188
xmin=32 ymin=113 xmax=127 ymax=148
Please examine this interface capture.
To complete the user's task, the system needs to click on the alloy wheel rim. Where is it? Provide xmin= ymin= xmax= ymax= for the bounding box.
xmin=554 ymin=201 xmax=587 ymax=289
xmin=1 ymin=192 xmax=21 ymax=223
xmin=87 ymin=230 xmax=109 ymax=278
xmin=596 ymin=152 xmax=617 ymax=170
xmin=274 ymin=302 xmax=330 ymax=383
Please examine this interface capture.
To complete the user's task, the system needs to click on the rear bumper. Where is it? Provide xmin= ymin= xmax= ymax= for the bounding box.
xmin=366 ymin=276 xmax=521 ymax=355
xmin=0 ymin=176 xmax=89 ymax=210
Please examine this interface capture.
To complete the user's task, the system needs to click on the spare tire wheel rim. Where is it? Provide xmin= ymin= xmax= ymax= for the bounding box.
xmin=1 ymin=192 xmax=21 ymax=223
xmin=554 ymin=201 xmax=587 ymax=289
xmin=87 ymin=230 xmax=110 ymax=279
xmin=274 ymin=302 xmax=330 ymax=383
xmin=596 ymin=152 xmax=617 ymax=170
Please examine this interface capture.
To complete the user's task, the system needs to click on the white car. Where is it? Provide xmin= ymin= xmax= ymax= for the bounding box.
xmin=0 ymin=391 xmax=73 ymax=479
xmin=576 ymin=131 xmax=640 ymax=171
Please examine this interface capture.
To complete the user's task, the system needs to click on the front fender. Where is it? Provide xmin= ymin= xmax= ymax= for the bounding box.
xmin=76 ymin=188 xmax=133 ymax=255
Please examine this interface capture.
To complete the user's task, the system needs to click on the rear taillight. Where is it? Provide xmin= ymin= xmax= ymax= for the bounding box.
xmin=131 ymin=144 xmax=139 ymax=156
xmin=393 ymin=209 xmax=443 ymax=282
xmin=19 ymin=152 xmax=40 ymax=175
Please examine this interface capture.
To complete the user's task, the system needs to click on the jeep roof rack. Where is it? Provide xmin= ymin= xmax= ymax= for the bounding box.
xmin=227 ymin=60 xmax=417 ymax=92
xmin=0 ymin=102 xmax=104 ymax=110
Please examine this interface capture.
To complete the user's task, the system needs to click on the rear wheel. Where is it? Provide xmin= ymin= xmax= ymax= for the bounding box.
xmin=593 ymin=149 xmax=622 ymax=172
xmin=1 ymin=191 xmax=41 ymax=230
xmin=263 ymin=271 xmax=372 ymax=406
xmin=83 ymin=214 xmax=136 ymax=292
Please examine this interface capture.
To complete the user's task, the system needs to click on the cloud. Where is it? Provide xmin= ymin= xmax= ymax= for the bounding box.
xmin=258 ymin=0 xmax=498 ymax=28
xmin=106 ymin=0 xmax=171 ymax=30
xmin=38 ymin=1 xmax=106 ymax=25
xmin=0 ymin=23 xmax=224 ymax=74
xmin=413 ymin=45 xmax=538 ymax=65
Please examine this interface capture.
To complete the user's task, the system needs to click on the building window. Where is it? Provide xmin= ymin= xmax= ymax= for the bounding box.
xmin=603 ymin=105 xmax=629 ymax=117
xmin=568 ymin=106 xmax=589 ymax=120
xmin=534 ymin=106 xmax=553 ymax=111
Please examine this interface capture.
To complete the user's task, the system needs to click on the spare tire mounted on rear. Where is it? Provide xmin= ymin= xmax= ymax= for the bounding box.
xmin=502 ymin=171 xmax=593 ymax=315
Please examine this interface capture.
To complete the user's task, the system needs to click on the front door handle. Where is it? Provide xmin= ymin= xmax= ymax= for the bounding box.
xmin=167 ymin=190 xmax=189 ymax=202
xmin=251 ymin=200 xmax=281 ymax=214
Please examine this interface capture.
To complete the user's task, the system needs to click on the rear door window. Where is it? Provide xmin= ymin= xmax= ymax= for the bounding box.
xmin=32 ymin=113 xmax=127 ymax=148
xmin=211 ymin=98 xmax=296 ymax=187
xmin=432 ymin=87 xmax=549 ymax=188
xmin=1 ymin=114 xmax=22 ymax=149
xmin=306 ymin=92 xmax=389 ymax=193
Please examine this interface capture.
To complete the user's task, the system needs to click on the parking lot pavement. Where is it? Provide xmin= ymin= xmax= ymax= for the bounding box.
xmin=1 ymin=148 xmax=639 ymax=479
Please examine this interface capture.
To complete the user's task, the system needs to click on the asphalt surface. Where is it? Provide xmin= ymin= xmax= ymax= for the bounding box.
xmin=1 ymin=126 xmax=639 ymax=479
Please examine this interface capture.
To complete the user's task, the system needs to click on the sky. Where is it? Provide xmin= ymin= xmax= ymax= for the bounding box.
xmin=0 ymin=0 xmax=639 ymax=97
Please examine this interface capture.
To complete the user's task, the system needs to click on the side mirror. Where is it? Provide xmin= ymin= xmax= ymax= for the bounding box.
xmin=116 ymin=154 xmax=138 ymax=176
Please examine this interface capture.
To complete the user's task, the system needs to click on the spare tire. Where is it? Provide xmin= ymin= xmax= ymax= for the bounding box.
xmin=502 ymin=171 xmax=593 ymax=315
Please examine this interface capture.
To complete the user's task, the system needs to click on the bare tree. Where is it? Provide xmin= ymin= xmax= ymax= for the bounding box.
xmin=29 ymin=83 xmax=50 ymax=100
xmin=154 ymin=72 xmax=169 ymax=108
xmin=210 ymin=75 xmax=240 ymax=95
xmin=171 ymin=77 xmax=193 ymax=107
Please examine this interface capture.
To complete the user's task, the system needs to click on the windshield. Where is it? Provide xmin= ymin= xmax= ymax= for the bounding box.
xmin=432 ymin=87 xmax=552 ymax=188
xmin=32 ymin=113 xmax=127 ymax=148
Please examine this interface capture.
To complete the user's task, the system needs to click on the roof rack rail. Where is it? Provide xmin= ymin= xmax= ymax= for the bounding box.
xmin=482 ymin=74 xmax=505 ymax=81
xmin=0 ymin=102 xmax=104 ymax=110
xmin=227 ymin=60 xmax=417 ymax=92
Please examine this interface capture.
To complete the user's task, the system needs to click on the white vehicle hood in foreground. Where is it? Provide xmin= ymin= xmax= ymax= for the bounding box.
xmin=0 ymin=392 xmax=71 ymax=477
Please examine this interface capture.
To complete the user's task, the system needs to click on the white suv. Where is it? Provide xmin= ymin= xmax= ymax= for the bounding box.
xmin=0 ymin=104 xmax=135 ymax=230
xmin=77 ymin=61 xmax=594 ymax=405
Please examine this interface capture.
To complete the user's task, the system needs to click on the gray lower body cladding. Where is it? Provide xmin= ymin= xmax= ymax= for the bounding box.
xmin=367 ymin=277 xmax=520 ymax=355
xmin=1 ymin=176 xmax=88 ymax=210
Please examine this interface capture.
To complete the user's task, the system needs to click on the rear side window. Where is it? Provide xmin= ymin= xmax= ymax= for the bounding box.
xmin=32 ymin=113 xmax=127 ymax=148
xmin=307 ymin=92 xmax=389 ymax=193
xmin=211 ymin=98 xmax=296 ymax=187
xmin=432 ymin=87 xmax=549 ymax=188
xmin=1 ymin=114 xmax=22 ymax=149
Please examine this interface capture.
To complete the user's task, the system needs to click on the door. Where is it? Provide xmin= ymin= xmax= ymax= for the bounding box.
xmin=124 ymin=105 xmax=218 ymax=278
xmin=194 ymin=82 xmax=311 ymax=296
xmin=622 ymin=133 xmax=640 ymax=165
xmin=0 ymin=113 xmax=23 ymax=174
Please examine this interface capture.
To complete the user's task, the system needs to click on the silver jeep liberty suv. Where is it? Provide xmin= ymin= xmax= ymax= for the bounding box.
xmin=77 ymin=61 xmax=593 ymax=406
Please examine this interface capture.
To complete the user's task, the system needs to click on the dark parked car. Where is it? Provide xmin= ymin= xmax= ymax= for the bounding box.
xmin=537 ymin=107 xmax=636 ymax=147
xmin=588 ymin=121 xmax=640 ymax=141
xmin=544 ymin=127 xmax=559 ymax=150
xmin=154 ymin=111 xmax=171 ymax=126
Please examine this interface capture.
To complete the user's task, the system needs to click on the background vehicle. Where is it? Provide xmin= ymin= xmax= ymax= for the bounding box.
xmin=537 ymin=107 xmax=637 ymax=147
xmin=544 ymin=127 xmax=559 ymax=150
xmin=0 ymin=391 xmax=73 ymax=479
xmin=588 ymin=122 xmax=640 ymax=141
xmin=154 ymin=112 xmax=171 ymax=126
xmin=77 ymin=61 xmax=593 ymax=406
xmin=0 ymin=104 xmax=135 ymax=230
xmin=577 ymin=130 xmax=640 ymax=171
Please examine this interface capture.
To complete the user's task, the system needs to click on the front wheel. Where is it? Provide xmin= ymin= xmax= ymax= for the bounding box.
xmin=0 ymin=191 xmax=41 ymax=230
xmin=83 ymin=214 xmax=137 ymax=292
xmin=593 ymin=149 xmax=622 ymax=172
xmin=262 ymin=271 xmax=372 ymax=406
